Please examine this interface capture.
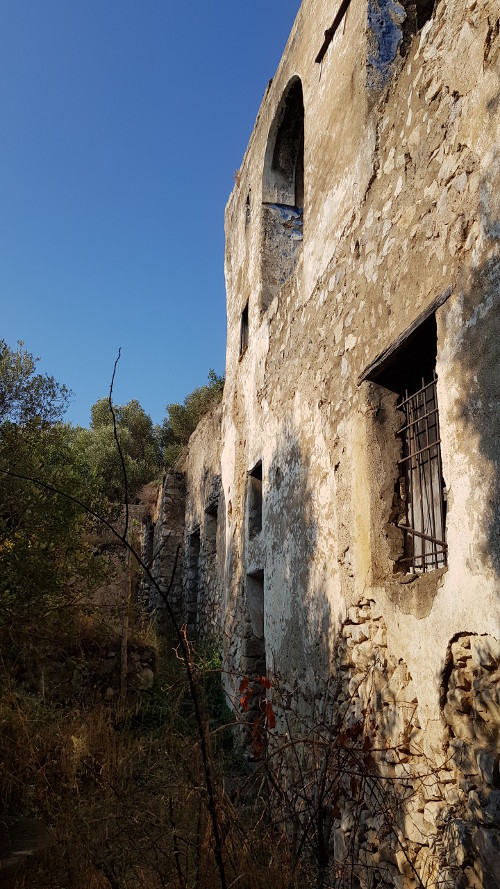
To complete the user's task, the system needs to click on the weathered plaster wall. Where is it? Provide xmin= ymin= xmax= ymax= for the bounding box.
xmin=222 ymin=0 xmax=500 ymax=726
xmin=214 ymin=0 xmax=500 ymax=880
xmin=152 ymin=0 xmax=500 ymax=883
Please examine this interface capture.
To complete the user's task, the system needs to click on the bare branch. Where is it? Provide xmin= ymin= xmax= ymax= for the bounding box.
xmin=108 ymin=347 xmax=129 ymax=540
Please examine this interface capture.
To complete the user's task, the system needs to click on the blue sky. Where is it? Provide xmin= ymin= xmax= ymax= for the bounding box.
xmin=0 ymin=1 xmax=301 ymax=427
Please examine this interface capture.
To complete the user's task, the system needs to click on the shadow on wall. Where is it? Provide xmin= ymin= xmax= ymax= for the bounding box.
xmin=450 ymin=258 xmax=500 ymax=581
xmin=437 ymin=123 xmax=500 ymax=876
xmin=444 ymin=66 xmax=500 ymax=583
xmin=265 ymin=421 xmax=332 ymax=679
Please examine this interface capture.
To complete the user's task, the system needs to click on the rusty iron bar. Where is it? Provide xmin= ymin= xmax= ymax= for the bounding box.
xmin=397 ymin=439 xmax=442 ymax=465
xmin=434 ymin=371 xmax=448 ymax=557
xmin=423 ymin=375 xmax=439 ymax=567
xmin=396 ymin=404 xmax=439 ymax=436
xmin=397 ymin=524 xmax=447 ymax=548
xmin=398 ymin=375 xmax=437 ymax=406
xmin=315 ymin=0 xmax=352 ymax=64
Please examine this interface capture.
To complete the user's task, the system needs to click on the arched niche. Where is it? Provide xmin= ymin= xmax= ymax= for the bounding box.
xmin=261 ymin=77 xmax=304 ymax=314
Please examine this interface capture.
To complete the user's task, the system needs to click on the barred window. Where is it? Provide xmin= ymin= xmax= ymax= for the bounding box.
xmin=360 ymin=311 xmax=448 ymax=575
xmin=396 ymin=371 xmax=447 ymax=572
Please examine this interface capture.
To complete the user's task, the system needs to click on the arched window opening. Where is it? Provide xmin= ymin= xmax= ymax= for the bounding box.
xmin=261 ymin=78 xmax=304 ymax=314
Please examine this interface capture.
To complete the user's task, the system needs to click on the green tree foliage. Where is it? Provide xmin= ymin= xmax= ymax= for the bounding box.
xmin=0 ymin=339 xmax=70 ymax=425
xmin=83 ymin=397 xmax=163 ymax=501
xmin=0 ymin=343 xmax=103 ymax=672
xmin=163 ymin=369 xmax=224 ymax=467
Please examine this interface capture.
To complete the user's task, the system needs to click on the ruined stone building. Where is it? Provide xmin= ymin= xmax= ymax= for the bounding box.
xmin=144 ymin=0 xmax=500 ymax=884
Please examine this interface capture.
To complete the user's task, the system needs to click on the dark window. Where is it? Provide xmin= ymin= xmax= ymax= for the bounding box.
xmin=186 ymin=529 xmax=200 ymax=636
xmin=416 ymin=0 xmax=436 ymax=30
xmin=247 ymin=461 xmax=263 ymax=538
xmin=240 ymin=302 xmax=249 ymax=356
xmin=246 ymin=569 xmax=265 ymax=642
xmin=245 ymin=191 xmax=251 ymax=230
xmin=204 ymin=501 xmax=218 ymax=557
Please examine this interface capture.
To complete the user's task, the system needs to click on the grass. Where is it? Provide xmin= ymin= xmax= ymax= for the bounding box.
xmin=0 ymin=617 xmax=263 ymax=889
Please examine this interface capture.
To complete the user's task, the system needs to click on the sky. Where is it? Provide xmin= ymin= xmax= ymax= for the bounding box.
xmin=0 ymin=1 xmax=301 ymax=427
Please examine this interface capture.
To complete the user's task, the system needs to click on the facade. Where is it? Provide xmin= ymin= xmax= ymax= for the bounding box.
xmin=147 ymin=0 xmax=500 ymax=884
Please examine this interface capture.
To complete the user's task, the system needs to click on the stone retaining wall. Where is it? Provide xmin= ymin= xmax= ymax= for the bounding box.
xmin=139 ymin=472 xmax=186 ymax=628
xmin=263 ymin=599 xmax=500 ymax=888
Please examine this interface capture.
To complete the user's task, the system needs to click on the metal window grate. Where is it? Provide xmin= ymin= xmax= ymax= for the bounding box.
xmin=396 ymin=372 xmax=447 ymax=572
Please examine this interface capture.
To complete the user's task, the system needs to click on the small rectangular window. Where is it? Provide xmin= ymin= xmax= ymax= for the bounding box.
xmin=240 ymin=302 xmax=249 ymax=356
xmin=204 ymin=502 xmax=218 ymax=557
xmin=186 ymin=529 xmax=200 ymax=635
xmin=247 ymin=461 xmax=262 ymax=538
xmin=242 ymin=570 xmax=267 ymax=756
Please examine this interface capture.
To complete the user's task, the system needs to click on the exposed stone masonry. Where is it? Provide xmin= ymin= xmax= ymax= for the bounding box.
xmin=268 ymin=601 xmax=500 ymax=887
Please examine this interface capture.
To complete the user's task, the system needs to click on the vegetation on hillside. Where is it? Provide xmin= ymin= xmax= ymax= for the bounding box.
xmin=162 ymin=369 xmax=224 ymax=468
xmin=78 ymin=397 xmax=164 ymax=502
xmin=0 ymin=341 xmax=224 ymax=670
xmin=0 ymin=341 xmax=232 ymax=887
xmin=0 ymin=341 xmax=106 ymax=674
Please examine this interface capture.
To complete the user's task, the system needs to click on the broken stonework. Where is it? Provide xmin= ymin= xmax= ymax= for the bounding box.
xmin=262 ymin=607 xmax=500 ymax=886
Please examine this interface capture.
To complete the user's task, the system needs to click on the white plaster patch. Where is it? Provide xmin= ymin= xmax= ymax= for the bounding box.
xmin=384 ymin=148 xmax=395 ymax=175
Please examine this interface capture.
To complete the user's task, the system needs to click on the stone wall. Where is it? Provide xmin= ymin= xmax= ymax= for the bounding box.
xmin=220 ymin=0 xmax=500 ymax=741
xmin=262 ymin=599 xmax=500 ymax=887
xmin=140 ymin=472 xmax=186 ymax=627
xmin=182 ymin=404 xmax=225 ymax=644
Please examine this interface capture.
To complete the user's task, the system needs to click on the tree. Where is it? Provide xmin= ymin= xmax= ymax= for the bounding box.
xmin=84 ymin=397 xmax=163 ymax=501
xmin=162 ymin=369 xmax=224 ymax=467
xmin=0 ymin=343 xmax=103 ymax=673
xmin=0 ymin=339 xmax=70 ymax=425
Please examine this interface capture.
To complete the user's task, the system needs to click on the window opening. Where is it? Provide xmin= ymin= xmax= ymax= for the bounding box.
xmin=245 ymin=191 xmax=251 ymax=230
xmin=186 ymin=529 xmax=200 ymax=636
xmin=261 ymin=78 xmax=304 ymax=314
xmin=247 ymin=461 xmax=263 ymax=538
xmin=246 ymin=569 xmax=265 ymax=641
xmin=360 ymin=313 xmax=447 ymax=574
xmin=204 ymin=502 xmax=218 ymax=558
xmin=240 ymin=302 xmax=249 ymax=356
xmin=243 ymin=570 xmax=267 ymax=750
